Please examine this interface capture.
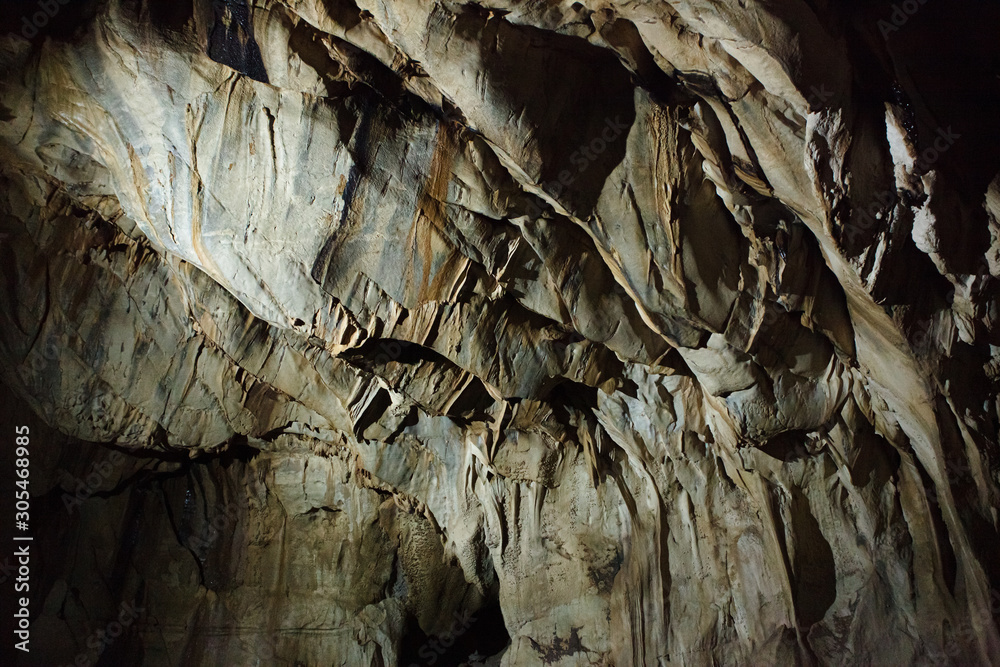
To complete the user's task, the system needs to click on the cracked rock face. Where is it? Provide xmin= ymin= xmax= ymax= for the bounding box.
xmin=1 ymin=0 xmax=999 ymax=665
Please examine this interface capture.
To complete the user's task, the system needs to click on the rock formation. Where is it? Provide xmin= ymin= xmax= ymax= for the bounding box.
xmin=0 ymin=0 xmax=998 ymax=664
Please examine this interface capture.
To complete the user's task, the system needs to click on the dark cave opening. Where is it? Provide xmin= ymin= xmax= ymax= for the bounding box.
xmin=398 ymin=597 xmax=510 ymax=666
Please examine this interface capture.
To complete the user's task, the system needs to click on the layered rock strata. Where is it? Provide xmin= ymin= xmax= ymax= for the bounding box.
xmin=1 ymin=0 xmax=999 ymax=664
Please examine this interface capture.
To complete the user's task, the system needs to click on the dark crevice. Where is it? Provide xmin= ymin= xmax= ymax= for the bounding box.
xmin=599 ymin=17 xmax=688 ymax=107
xmin=912 ymin=454 xmax=959 ymax=596
xmin=285 ymin=20 xmax=354 ymax=98
xmin=444 ymin=375 xmax=496 ymax=425
xmin=144 ymin=0 xmax=194 ymax=36
xmin=344 ymin=337 xmax=448 ymax=369
xmin=547 ymin=378 xmax=599 ymax=416
xmin=848 ymin=426 xmax=901 ymax=491
xmin=789 ymin=487 xmax=837 ymax=627
xmin=207 ymin=0 xmax=269 ymax=83
xmin=352 ymin=386 xmax=393 ymax=439
xmin=759 ymin=430 xmax=812 ymax=462
xmin=397 ymin=596 xmax=509 ymax=666
xmin=344 ymin=338 xmax=497 ymax=424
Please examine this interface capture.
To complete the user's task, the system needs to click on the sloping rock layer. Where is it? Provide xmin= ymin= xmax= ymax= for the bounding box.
xmin=1 ymin=0 xmax=999 ymax=664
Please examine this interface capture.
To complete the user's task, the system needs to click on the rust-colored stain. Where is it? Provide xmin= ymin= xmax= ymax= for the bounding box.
xmin=408 ymin=124 xmax=466 ymax=302
xmin=126 ymin=143 xmax=150 ymax=222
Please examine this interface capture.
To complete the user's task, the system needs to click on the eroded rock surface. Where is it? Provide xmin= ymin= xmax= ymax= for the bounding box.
xmin=1 ymin=0 xmax=999 ymax=665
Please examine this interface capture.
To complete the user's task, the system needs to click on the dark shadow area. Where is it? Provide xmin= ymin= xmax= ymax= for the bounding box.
xmin=207 ymin=0 xmax=268 ymax=83
xmin=147 ymin=0 xmax=194 ymax=34
xmin=0 ymin=0 xmax=99 ymax=44
xmin=759 ymin=430 xmax=812 ymax=462
xmin=839 ymin=0 xmax=1000 ymax=274
xmin=451 ymin=6 xmax=636 ymax=218
xmin=912 ymin=453 xmax=959 ymax=595
xmin=398 ymin=596 xmax=510 ymax=667
xmin=848 ymin=428 xmax=901 ymax=492
xmin=789 ymin=487 xmax=837 ymax=627
xmin=345 ymin=338 xmax=453 ymax=368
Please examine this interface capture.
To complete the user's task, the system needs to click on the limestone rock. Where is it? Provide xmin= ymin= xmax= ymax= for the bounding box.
xmin=1 ymin=0 xmax=999 ymax=665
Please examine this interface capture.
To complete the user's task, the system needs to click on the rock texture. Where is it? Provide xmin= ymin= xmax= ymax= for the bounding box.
xmin=1 ymin=0 xmax=999 ymax=665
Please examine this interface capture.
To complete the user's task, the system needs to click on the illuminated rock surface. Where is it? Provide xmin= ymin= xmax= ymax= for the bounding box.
xmin=1 ymin=0 xmax=999 ymax=664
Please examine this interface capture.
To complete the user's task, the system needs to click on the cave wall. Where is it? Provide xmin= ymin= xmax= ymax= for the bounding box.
xmin=1 ymin=0 xmax=999 ymax=665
